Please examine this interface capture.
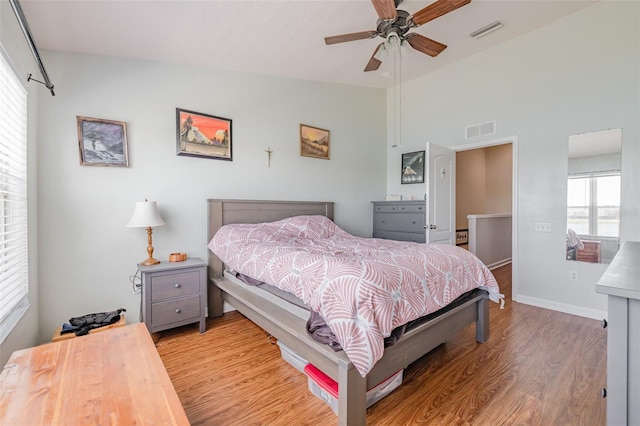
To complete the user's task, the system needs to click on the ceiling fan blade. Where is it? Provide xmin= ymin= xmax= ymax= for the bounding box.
xmin=411 ymin=0 xmax=471 ymax=26
xmin=371 ymin=0 xmax=398 ymax=21
xmin=325 ymin=31 xmax=378 ymax=45
xmin=406 ymin=33 xmax=447 ymax=57
xmin=364 ymin=43 xmax=384 ymax=72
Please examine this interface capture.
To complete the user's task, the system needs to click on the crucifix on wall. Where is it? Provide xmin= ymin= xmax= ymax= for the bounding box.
xmin=265 ymin=147 xmax=273 ymax=167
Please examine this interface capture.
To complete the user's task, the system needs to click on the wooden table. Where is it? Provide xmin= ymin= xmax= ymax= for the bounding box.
xmin=0 ymin=323 xmax=190 ymax=425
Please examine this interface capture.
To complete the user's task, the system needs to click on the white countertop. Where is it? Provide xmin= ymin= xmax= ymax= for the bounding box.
xmin=596 ymin=241 xmax=640 ymax=300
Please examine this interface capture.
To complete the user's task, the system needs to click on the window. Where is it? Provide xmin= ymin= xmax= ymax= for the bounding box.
xmin=567 ymin=173 xmax=620 ymax=238
xmin=0 ymin=46 xmax=29 ymax=341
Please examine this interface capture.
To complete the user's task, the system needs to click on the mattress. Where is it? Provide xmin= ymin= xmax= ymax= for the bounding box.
xmin=210 ymin=215 xmax=503 ymax=376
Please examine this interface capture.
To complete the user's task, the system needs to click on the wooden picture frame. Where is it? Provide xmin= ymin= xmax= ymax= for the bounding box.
xmin=456 ymin=229 xmax=469 ymax=246
xmin=300 ymin=124 xmax=330 ymax=160
xmin=77 ymin=116 xmax=128 ymax=167
xmin=401 ymin=150 xmax=425 ymax=184
xmin=176 ymin=108 xmax=232 ymax=161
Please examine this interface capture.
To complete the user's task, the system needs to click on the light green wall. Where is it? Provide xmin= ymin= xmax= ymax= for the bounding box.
xmin=34 ymin=51 xmax=386 ymax=341
xmin=386 ymin=1 xmax=640 ymax=318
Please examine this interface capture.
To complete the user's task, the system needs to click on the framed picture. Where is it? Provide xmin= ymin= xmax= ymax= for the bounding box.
xmin=300 ymin=124 xmax=330 ymax=160
xmin=401 ymin=150 xmax=425 ymax=184
xmin=456 ymin=229 xmax=469 ymax=246
xmin=77 ymin=116 xmax=128 ymax=167
xmin=176 ymin=108 xmax=232 ymax=161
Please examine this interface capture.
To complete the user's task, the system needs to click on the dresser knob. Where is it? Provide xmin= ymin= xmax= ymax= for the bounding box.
xmin=601 ymin=388 xmax=607 ymax=398
xmin=175 ymin=309 xmax=181 ymax=314
xmin=174 ymin=283 xmax=181 ymax=288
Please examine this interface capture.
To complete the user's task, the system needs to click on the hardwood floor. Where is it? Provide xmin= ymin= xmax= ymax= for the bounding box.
xmin=155 ymin=264 xmax=607 ymax=425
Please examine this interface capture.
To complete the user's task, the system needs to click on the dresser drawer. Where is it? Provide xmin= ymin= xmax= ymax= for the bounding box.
xmin=398 ymin=204 xmax=425 ymax=213
xmin=373 ymin=231 xmax=426 ymax=243
xmin=151 ymin=271 xmax=200 ymax=301
xmin=375 ymin=205 xmax=398 ymax=213
xmin=151 ymin=295 xmax=201 ymax=328
xmin=374 ymin=213 xmax=425 ymax=233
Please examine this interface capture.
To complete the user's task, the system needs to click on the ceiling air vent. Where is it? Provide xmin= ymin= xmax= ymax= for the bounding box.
xmin=469 ymin=21 xmax=504 ymax=39
xmin=465 ymin=120 xmax=496 ymax=140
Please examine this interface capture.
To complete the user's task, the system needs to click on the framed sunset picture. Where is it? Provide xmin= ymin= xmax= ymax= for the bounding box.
xmin=300 ymin=124 xmax=330 ymax=160
xmin=176 ymin=108 xmax=232 ymax=161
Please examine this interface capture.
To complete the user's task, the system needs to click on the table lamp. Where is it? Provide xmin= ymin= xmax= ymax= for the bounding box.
xmin=126 ymin=199 xmax=165 ymax=266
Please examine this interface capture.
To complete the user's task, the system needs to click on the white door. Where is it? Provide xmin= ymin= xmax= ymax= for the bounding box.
xmin=426 ymin=142 xmax=456 ymax=244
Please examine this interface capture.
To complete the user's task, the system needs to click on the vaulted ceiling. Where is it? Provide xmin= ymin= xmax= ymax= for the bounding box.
xmin=19 ymin=0 xmax=597 ymax=89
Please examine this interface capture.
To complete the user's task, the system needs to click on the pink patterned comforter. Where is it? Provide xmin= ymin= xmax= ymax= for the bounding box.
xmin=209 ymin=215 xmax=502 ymax=377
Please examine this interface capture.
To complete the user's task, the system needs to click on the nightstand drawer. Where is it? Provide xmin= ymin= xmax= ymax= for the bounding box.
xmin=151 ymin=271 xmax=200 ymax=301
xmin=152 ymin=295 xmax=201 ymax=328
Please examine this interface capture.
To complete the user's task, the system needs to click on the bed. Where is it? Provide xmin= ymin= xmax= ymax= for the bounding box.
xmin=207 ymin=199 xmax=500 ymax=426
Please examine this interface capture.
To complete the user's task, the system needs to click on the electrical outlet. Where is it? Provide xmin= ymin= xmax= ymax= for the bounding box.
xmin=570 ymin=271 xmax=578 ymax=281
xmin=534 ymin=222 xmax=552 ymax=232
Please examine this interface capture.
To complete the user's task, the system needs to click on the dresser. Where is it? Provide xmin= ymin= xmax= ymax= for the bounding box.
xmin=139 ymin=257 xmax=207 ymax=333
xmin=595 ymin=241 xmax=640 ymax=426
xmin=372 ymin=200 xmax=426 ymax=243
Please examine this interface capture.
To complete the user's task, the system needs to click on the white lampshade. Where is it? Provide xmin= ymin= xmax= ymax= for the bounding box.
xmin=126 ymin=200 xmax=165 ymax=228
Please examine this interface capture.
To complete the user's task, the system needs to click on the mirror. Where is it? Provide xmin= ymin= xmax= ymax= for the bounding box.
xmin=566 ymin=128 xmax=622 ymax=264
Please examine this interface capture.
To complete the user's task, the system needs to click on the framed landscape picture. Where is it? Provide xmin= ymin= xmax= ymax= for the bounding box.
xmin=300 ymin=124 xmax=330 ymax=160
xmin=401 ymin=150 xmax=425 ymax=184
xmin=77 ymin=116 xmax=128 ymax=167
xmin=176 ymin=108 xmax=232 ymax=161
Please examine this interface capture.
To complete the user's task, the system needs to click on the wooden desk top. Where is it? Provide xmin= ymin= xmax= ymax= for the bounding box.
xmin=0 ymin=323 xmax=190 ymax=425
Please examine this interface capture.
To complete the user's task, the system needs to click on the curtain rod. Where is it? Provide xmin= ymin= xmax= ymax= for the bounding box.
xmin=9 ymin=0 xmax=55 ymax=96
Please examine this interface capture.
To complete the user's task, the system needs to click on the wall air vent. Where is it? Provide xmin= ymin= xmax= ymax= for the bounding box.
xmin=465 ymin=120 xmax=496 ymax=140
xmin=469 ymin=21 xmax=504 ymax=39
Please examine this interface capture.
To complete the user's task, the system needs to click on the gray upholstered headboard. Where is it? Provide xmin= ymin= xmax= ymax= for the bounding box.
xmin=206 ymin=199 xmax=335 ymax=279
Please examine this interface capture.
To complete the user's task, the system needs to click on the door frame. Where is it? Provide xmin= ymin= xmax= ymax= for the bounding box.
xmin=452 ymin=135 xmax=519 ymax=301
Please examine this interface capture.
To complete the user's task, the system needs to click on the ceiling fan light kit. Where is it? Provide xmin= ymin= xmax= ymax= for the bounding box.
xmin=324 ymin=0 xmax=472 ymax=72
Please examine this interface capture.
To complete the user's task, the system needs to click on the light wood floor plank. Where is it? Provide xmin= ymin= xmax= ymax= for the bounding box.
xmin=155 ymin=264 xmax=607 ymax=425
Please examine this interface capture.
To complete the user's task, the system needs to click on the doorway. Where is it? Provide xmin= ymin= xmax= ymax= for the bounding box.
xmin=453 ymin=136 xmax=518 ymax=299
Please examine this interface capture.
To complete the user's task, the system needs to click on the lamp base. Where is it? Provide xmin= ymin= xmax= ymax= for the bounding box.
xmin=140 ymin=258 xmax=161 ymax=266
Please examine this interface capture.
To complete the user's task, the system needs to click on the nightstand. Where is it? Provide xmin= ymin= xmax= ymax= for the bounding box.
xmin=139 ymin=258 xmax=207 ymax=333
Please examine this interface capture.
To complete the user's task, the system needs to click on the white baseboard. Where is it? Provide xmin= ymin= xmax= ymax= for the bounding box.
xmin=514 ymin=294 xmax=607 ymax=320
xmin=488 ymin=258 xmax=512 ymax=270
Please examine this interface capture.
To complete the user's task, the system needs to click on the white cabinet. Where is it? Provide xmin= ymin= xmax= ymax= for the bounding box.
xmin=596 ymin=241 xmax=640 ymax=425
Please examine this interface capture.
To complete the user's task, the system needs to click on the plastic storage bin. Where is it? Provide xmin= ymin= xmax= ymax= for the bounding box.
xmin=277 ymin=340 xmax=309 ymax=373
xmin=303 ymin=364 xmax=403 ymax=414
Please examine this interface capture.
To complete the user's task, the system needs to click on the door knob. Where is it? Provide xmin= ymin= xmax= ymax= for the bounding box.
xmin=429 ymin=225 xmax=436 ymax=230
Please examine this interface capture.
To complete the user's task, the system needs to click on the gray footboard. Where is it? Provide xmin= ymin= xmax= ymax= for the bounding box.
xmin=211 ymin=275 xmax=490 ymax=426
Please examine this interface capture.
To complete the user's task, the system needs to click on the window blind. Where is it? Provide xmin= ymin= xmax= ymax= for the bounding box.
xmin=0 ymin=46 xmax=29 ymax=328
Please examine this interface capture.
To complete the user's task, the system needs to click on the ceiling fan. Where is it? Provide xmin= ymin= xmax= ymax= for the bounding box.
xmin=324 ymin=0 xmax=471 ymax=72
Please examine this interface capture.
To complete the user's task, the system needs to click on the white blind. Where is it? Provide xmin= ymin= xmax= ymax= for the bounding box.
xmin=0 ymin=47 xmax=29 ymax=325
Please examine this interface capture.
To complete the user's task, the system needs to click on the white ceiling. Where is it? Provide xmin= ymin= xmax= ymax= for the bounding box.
xmin=19 ymin=0 xmax=597 ymax=89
